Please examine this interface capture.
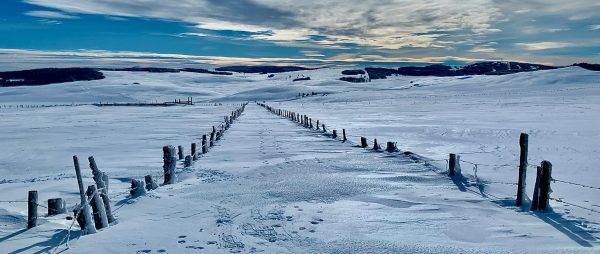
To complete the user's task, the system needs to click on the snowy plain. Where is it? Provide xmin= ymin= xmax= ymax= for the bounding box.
xmin=0 ymin=67 xmax=599 ymax=253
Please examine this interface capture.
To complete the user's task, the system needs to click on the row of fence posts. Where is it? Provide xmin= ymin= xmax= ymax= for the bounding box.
xmin=257 ymin=103 xmax=554 ymax=212
xmin=25 ymin=103 xmax=248 ymax=235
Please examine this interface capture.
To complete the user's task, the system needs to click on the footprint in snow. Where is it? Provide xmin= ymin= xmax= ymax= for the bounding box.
xmin=136 ymin=250 xmax=151 ymax=254
xmin=186 ymin=246 xmax=205 ymax=250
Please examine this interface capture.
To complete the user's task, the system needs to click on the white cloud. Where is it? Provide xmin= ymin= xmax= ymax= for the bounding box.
xmin=515 ymin=42 xmax=574 ymax=51
xmin=25 ymin=10 xmax=78 ymax=19
xmin=589 ymin=24 xmax=600 ymax=30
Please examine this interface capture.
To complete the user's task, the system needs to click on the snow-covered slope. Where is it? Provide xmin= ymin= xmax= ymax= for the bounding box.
xmin=0 ymin=67 xmax=599 ymax=253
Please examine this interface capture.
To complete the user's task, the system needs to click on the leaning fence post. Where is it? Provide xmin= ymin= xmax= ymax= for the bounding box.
xmin=27 ymin=190 xmax=38 ymax=229
xmin=163 ymin=146 xmax=176 ymax=185
xmin=88 ymin=156 xmax=116 ymax=224
xmin=448 ymin=153 xmax=457 ymax=177
xmin=73 ymin=156 xmax=96 ymax=234
xmin=517 ymin=133 xmax=529 ymax=207
xmin=538 ymin=160 xmax=552 ymax=211
xmin=530 ymin=166 xmax=542 ymax=211
xmin=343 ymin=129 xmax=347 ymax=142
xmin=202 ymin=135 xmax=207 ymax=154
xmin=86 ymin=185 xmax=109 ymax=229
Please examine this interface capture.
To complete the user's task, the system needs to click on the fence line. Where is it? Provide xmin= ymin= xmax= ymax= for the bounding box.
xmin=257 ymin=102 xmax=599 ymax=216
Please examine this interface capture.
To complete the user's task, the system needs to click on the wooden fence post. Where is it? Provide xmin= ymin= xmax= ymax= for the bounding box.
xmin=130 ymin=179 xmax=146 ymax=198
xmin=316 ymin=120 xmax=320 ymax=130
xmin=178 ymin=145 xmax=184 ymax=160
xmin=73 ymin=156 xmax=96 ymax=234
xmin=88 ymin=156 xmax=116 ymax=224
xmin=145 ymin=175 xmax=158 ymax=191
xmin=86 ymin=185 xmax=109 ymax=229
xmin=386 ymin=142 xmax=398 ymax=152
xmin=373 ymin=139 xmax=380 ymax=150
xmin=210 ymin=132 xmax=215 ymax=147
xmin=530 ymin=166 xmax=542 ymax=211
xmin=538 ymin=160 xmax=552 ymax=211
xmin=332 ymin=130 xmax=337 ymax=139
xmin=310 ymin=119 xmax=313 ymax=129
xmin=448 ymin=153 xmax=457 ymax=177
xmin=191 ymin=143 xmax=197 ymax=161
xmin=184 ymin=155 xmax=192 ymax=167
xmin=516 ymin=133 xmax=529 ymax=207
xmin=202 ymin=135 xmax=207 ymax=154
xmin=48 ymin=198 xmax=66 ymax=216
xmin=27 ymin=190 xmax=38 ymax=229
xmin=322 ymin=124 xmax=326 ymax=133
xmin=343 ymin=129 xmax=347 ymax=142
xmin=163 ymin=146 xmax=176 ymax=185
xmin=361 ymin=137 xmax=368 ymax=148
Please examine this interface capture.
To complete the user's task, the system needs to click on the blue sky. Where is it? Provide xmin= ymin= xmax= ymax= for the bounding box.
xmin=1 ymin=0 xmax=599 ymax=69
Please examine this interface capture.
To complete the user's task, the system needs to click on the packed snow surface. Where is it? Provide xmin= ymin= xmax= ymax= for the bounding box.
xmin=0 ymin=67 xmax=599 ymax=253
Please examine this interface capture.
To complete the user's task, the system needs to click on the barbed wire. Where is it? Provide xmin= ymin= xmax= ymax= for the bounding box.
xmin=551 ymin=178 xmax=600 ymax=190
xmin=549 ymin=197 xmax=600 ymax=215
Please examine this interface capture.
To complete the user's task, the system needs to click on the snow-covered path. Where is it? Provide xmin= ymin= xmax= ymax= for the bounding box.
xmin=50 ymin=104 xmax=594 ymax=253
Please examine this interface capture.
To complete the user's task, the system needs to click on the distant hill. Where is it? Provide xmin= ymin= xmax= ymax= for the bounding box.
xmin=100 ymin=67 xmax=180 ymax=73
xmin=0 ymin=68 xmax=104 ymax=87
xmin=215 ymin=66 xmax=312 ymax=74
xmin=181 ymin=68 xmax=233 ymax=75
xmin=365 ymin=61 xmax=558 ymax=79
xmin=573 ymin=63 xmax=600 ymax=71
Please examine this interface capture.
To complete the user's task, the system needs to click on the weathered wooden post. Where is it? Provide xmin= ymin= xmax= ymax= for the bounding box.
xmin=538 ymin=160 xmax=552 ymax=211
xmin=184 ymin=155 xmax=192 ymax=167
xmin=178 ymin=145 xmax=184 ymax=160
xmin=373 ymin=139 xmax=380 ymax=150
xmin=210 ymin=131 xmax=215 ymax=147
xmin=516 ymin=133 xmax=528 ymax=207
xmin=48 ymin=198 xmax=66 ymax=216
xmin=86 ymin=185 xmax=109 ymax=229
xmin=145 ymin=175 xmax=158 ymax=191
xmin=27 ymin=190 xmax=38 ymax=229
xmin=360 ymin=137 xmax=368 ymax=148
xmin=191 ymin=143 xmax=197 ymax=160
xmin=343 ymin=129 xmax=347 ymax=142
xmin=130 ymin=179 xmax=146 ymax=198
xmin=202 ymin=135 xmax=207 ymax=154
xmin=332 ymin=130 xmax=337 ymax=139
xmin=88 ymin=156 xmax=115 ymax=224
xmin=448 ymin=153 xmax=457 ymax=177
xmin=73 ymin=156 xmax=96 ymax=234
xmin=386 ymin=142 xmax=398 ymax=152
xmin=309 ymin=119 xmax=313 ymax=129
xmin=322 ymin=124 xmax=326 ymax=133
xmin=163 ymin=146 xmax=176 ymax=185
xmin=316 ymin=120 xmax=320 ymax=130
xmin=530 ymin=166 xmax=542 ymax=211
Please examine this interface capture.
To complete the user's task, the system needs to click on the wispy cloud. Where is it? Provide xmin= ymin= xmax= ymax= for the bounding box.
xmin=515 ymin=42 xmax=574 ymax=51
xmin=25 ymin=10 xmax=78 ymax=19
xmin=589 ymin=24 xmax=600 ymax=30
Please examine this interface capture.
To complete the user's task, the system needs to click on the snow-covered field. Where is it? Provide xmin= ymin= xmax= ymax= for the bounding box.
xmin=0 ymin=67 xmax=599 ymax=253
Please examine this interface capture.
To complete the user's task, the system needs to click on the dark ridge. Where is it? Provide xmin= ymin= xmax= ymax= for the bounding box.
xmin=340 ymin=77 xmax=367 ymax=83
xmin=293 ymin=77 xmax=311 ymax=82
xmin=365 ymin=61 xmax=558 ymax=79
xmin=0 ymin=68 xmax=104 ymax=87
xmin=101 ymin=67 xmax=180 ymax=73
xmin=573 ymin=63 xmax=600 ymax=71
xmin=181 ymin=68 xmax=233 ymax=75
xmin=215 ymin=65 xmax=312 ymax=74
xmin=342 ymin=69 xmax=366 ymax=75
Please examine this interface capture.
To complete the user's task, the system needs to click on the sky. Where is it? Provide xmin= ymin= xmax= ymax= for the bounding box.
xmin=0 ymin=0 xmax=599 ymax=70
